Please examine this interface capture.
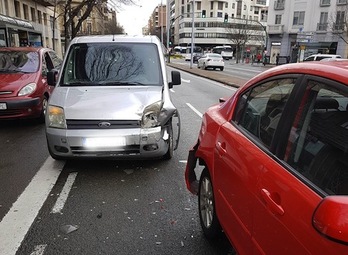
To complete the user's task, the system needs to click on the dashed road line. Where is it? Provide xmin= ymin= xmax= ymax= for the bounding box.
xmin=186 ymin=103 xmax=203 ymax=118
xmin=0 ymin=157 xmax=64 ymax=255
xmin=51 ymin=172 xmax=78 ymax=214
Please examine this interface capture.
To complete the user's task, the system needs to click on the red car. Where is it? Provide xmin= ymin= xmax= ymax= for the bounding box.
xmin=185 ymin=61 xmax=348 ymax=254
xmin=0 ymin=47 xmax=62 ymax=122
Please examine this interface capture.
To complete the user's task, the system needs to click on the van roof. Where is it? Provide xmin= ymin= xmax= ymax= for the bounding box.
xmin=70 ymin=35 xmax=161 ymax=44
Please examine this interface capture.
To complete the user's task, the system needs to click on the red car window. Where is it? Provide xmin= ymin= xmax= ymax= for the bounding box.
xmin=284 ymin=80 xmax=348 ymax=195
xmin=236 ymin=78 xmax=296 ymax=148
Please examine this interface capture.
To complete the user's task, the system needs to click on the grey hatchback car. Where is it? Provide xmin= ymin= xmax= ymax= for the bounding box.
xmin=46 ymin=35 xmax=181 ymax=160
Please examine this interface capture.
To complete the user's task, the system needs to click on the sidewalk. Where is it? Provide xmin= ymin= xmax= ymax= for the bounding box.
xmin=167 ymin=60 xmax=273 ymax=88
xmin=167 ymin=62 xmax=246 ymax=88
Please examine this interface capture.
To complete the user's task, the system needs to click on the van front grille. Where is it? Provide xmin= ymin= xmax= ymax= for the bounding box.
xmin=66 ymin=119 xmax=141 ymax=129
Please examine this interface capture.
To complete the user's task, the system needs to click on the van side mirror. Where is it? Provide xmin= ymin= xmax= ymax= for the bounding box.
xmin=169 ymin=70 xmax=181 ymax=89
xmin=313 ymin=196 xmax=348 ymax=244
xmin=47 ymin=69 xmax=58 ymax=86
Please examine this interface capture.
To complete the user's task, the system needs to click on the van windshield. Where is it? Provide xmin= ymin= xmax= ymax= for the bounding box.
xmin=60 ymin=43 xmax=163 ymax=86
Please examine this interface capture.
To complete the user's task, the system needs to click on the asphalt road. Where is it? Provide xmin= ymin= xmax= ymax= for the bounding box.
xmin=0 ymin=65 xmax=252 ymax=255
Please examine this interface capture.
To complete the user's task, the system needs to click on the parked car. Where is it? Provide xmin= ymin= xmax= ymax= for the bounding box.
xmin=0 ymin=47 xmax=62 ymax=122
xmin=304 ymin=54 xmax=342 ymax=61
xmin=185 ymin=61 xmax=348 ymax=254
xmin=197 ymin=53 xmax=224 ymax=71
xmin=46 ymin=35 xmax=181 ymax=160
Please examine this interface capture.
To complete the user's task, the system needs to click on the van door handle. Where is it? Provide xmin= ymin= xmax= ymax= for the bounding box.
xmin=216 ymin=141 xmax=227 ymax=156
xmin=261 ymin=189 xmax=284 ymax=216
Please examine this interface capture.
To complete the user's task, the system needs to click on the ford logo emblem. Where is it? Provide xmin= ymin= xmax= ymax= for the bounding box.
xmin=98 ymin=122 xmax=111 ymax=128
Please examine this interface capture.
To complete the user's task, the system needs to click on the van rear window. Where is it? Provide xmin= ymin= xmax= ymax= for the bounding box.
xmin=61 ymin=43 xmax=162 ymax=86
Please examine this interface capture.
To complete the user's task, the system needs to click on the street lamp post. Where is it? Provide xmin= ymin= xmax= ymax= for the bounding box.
xmin=190 ymin=0 xmax=195 ymax=69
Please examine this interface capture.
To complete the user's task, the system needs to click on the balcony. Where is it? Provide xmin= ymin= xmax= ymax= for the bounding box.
xmin=32 ymin=0 xmax=53 ymax=7
xmin=337 ymin=0 xmax=347 ymax=5
xmin=274 ymin=1 xmax=285 ymax=10
xmin=268 ymin=24 xmax=284 ymax=34
xmin=333 ymin=22 xmax=345 ymax=31
xmin=256 ymin=0 xmax=267 ymax=5
xmin=317 ymin=23 xmax=328 ymax=32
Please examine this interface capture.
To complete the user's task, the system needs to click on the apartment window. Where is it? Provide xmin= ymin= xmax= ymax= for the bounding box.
xmin=275 ymin=14 xmax=282 ymax=24
xmin=217 ymin=12 xmax=223 ymax=17
xmin=293 ymin=11 xmax=305 ymax=26
xmin=244 ymin=4 xmax=247 ymax=10
xmin=336 ymin=11 xmax=345 ymax=23
xmin=337 ymin=0 xmax=347 ymax=5
xmin=197 ymin=2 xmax=201 ymax=10
xmin=210 ymin=11 xmax=213 ymax=17
xmin=232 ymin=3 xmax=235 ymax=9
xmin=320 ymin=12 xmax=328 ymax=23
xmin=43 ymin=13 xmax=47 ymax=25
xmin=50 ymin=16 xmax=54 ymax=29
xmin=87 ymin=23 xmax=92 ymax=34
xmin=225 ymin=3 xmax=228 ymax=8
xmin=37 ymin=10 xmax=42 ymax=24
xmin=218 ymin=2 xmax=223 ymax=10
xmin=14 ymin=1 xmax=20 ymax=18
xmin=211 ymin=2 xmax=214 ymax=9
xmin=23 ymin=4 xmax=29 ymax=20
xmin=4 ymin=0 xmax=9 ymax=15
xmin=31 ymin=7 xmax=36 ymax=22
xmin=320 ymin=0 xmax=330 ymax=5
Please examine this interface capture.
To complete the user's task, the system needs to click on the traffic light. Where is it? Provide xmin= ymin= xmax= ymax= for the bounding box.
xmin=202 ymin=10 xmax=206 ymax=18
xmin=224 ymin=14 xmax=228 ymax=23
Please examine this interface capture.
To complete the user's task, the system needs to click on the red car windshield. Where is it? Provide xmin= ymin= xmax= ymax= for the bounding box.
xmin=0 ymin=51 xmax=39 ymax=73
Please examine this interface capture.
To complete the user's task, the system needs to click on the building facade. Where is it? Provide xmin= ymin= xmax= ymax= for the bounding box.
xmin=0 ymin=0 xmax=62 ymax=57
xmin=148 ymin=4 xmax=167 ymax=44
xmin=167 ymin=0 xmax=268 ymax=55
xmin=268 ymin=0 xmax=348 ymax=64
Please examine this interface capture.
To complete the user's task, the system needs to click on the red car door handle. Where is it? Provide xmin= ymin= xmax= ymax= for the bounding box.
xmin=261 ymin=189 xmax=284 ymax=216
xmin=216 ymin=141 xmax=227 ymax=156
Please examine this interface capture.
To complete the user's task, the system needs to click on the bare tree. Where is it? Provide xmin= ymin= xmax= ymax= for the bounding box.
xmin=56 ymin=0 xmax=137 ymax=50
xmin=327 ymin=4 xmax=348 ymax=51
xmin=104 ymin=20 xmax=125 ymax=34
xmin=225 ymin=18 xmax=259 ymax=63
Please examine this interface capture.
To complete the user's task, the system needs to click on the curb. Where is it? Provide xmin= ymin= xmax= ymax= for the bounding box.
xmin=167 ymin=63 xmax=244 ymax=88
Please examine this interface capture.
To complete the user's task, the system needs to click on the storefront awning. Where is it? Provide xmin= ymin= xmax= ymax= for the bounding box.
xmin=0 ymin=14 xmax=34 ymax=30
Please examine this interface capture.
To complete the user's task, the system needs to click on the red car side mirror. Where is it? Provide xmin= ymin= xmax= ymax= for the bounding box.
xmin=313 ymin=196 xmax=348 ymax=244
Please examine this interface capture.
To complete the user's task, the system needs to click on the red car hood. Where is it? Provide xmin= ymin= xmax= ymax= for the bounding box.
xmin=0 ymin=73 xmax=37 ymax=95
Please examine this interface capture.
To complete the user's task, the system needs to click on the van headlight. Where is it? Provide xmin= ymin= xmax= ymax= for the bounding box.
xmin=18 ymin=83 xmax=37 ymax=96
xmin=142 ymin=101 xmax=163 ymax=128
xmin=47 ymin=105 xmax=66 ymax=128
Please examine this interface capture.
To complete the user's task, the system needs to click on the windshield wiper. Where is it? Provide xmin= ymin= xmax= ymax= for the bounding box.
xmin=62 ymin=81 xmax=95 ymax=86
xmin=98 ymin=81 xmax=146 ymax=86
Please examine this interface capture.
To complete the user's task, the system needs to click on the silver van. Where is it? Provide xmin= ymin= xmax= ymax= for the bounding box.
xmin=45 ymin=35 xmax=181 ymax=160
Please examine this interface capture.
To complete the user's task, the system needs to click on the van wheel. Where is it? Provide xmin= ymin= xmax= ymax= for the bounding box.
xmin=38 ymin=96 xmax=48 ymax=123
xmin=163 ymin=122 xmax=173 ymax=160
xmin=199 ymin=168 xmax=222 ymax=239
xmin=220 ymin=67 xmax=224 ymax=71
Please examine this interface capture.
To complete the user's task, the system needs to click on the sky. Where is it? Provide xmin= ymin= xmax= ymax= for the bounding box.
xmin=116 ymin=0 xmax=163 ymax=35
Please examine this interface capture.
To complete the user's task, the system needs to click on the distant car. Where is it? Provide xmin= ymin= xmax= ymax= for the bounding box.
xmin=46 ymin=35 xmax=181 ymax=160
xmin=304 ymin=54 xmax=341 ymax=61
xmin=185 ymin=60 xmax=348 ymax=254
xmin=197 ymin=53 xmax=224 ymax=71
xmin=0 ymin=47 xmax=62 ymax=122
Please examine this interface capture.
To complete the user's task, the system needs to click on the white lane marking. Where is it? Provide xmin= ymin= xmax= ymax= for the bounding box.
xmin=30 ymin=244 xmax=47 ymax=255
xmin=186 ymin=103 xmax=203 ymax=118
xmin=181 ymin=78 xmax=190 ymax=83
xmin=51 ymin=172 xmax=78 ymax=214
xmin=0 ymin=158 xmax=64 ymax=255
xmin=179 ymin=160 xmax=187 ymax=163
